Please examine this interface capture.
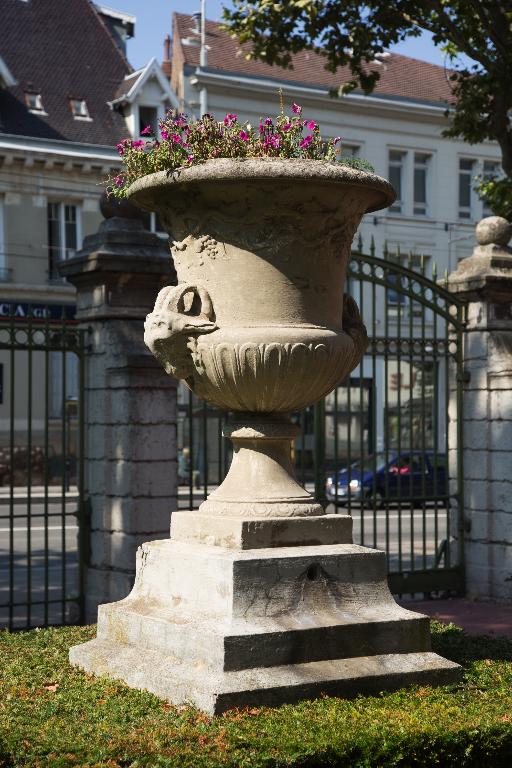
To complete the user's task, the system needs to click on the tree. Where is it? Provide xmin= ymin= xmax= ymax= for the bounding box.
xmin=223 ymin=1 xmax=512 ymax=219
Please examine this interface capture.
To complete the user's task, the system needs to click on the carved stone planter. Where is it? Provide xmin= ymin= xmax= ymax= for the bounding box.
xmin=70 ymin=159 xmax=461 ymax=713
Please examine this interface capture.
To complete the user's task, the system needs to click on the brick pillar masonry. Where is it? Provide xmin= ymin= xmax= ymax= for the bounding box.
xmin=447 ymin=216 xmax=512 ymax=600
xmin=61 ymin=196 xmax=176 ymax=620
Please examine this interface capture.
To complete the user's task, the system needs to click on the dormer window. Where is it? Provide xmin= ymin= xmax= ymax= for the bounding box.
xmin=70 ymin=98 xmax=90 ymax=120
xmin=138 ymin=106 xmax=157 ymax=135
xmin=25 ymin=91 xmax=44 ymax=113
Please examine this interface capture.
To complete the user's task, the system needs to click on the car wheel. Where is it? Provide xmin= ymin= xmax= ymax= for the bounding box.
xmin=363 ymin=491 xmax=383 ymax=510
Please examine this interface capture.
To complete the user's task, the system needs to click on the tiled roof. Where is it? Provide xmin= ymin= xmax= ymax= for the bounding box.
xmin=0 ymin=0 xmax=131 ymax=145
xmin=173 ymin=13 xmax=454 ymax=108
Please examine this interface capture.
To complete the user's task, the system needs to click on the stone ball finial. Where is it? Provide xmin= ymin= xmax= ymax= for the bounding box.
xmin=475 ymin=216 xmax=512 ymax=247
xmin=100 ymin=191 xmax=146 ymax=221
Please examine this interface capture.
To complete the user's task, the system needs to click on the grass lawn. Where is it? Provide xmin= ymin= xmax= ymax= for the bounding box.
xmin=1 ymin=621 xmax=511 ymax=767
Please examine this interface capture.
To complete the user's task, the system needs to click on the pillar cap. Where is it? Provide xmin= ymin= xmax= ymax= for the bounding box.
xmin=447 ymin=216 xmax=512 ymax=303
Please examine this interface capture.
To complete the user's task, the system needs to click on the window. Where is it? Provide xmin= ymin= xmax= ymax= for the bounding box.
xmin=482 ymin=160 xmax=500 ymax=216
xmin=413 ymin=153 xmax=430 ymax=215
xmin=47 ymin=203 xmax=80 ymax=281
xmin=138 ymin=105 xmax=158 ymax=135
xmin=458 ymin=158 xmax=475 ymax=220
xmin=388 ymin=151 xmax=405 ymax=213
xmin=69 ymin=98 xmax=90 ymax=119
xmin=25 ymin=91 xmax=44 ymax=113
xmin=139 ymin=211 xmax=168 ymax=239
xmin=341 ymin=144 xmax=360 ymax=158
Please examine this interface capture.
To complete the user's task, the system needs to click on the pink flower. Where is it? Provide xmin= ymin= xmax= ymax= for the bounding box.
xmin=259 ymin=122 xmax=264 ymax=134
xmin=264 ymin=117 xmax=273 ymax=126
xmin=306 ymin=120 xmax=316 ymax=130
xmin=116 ymin=139 xmax=130 ymax=156
xmin=291 ymin=102 xmax=302 ymax=115
xmin=333 ymin=136 xmax=342 ymax=144
xmin=141 ymin=125 xmax=152 ymax=136
xmin=160 ymin=129 xmax=169 ymax=140
xmin=299 ymin=135 xmax=313 ymax=148
xmin=264 ymin=135 xmax=281 ymax=149
xmin=187 ymin=154 xmax=194 ymax=163
xmin=239 ymin=130 xmax=249 ymax=141
xmin=131 ymin=139 xmax=145 ymax=149
xmin=282 ymin=122 xmax=292 ymax=131
xmin=169 ymin=134 xmax=182 ymax=143
xmin=114 ymin=175 xmax=124 ymax=187
xmin=224 ymin=113 xmax=238 ymax=126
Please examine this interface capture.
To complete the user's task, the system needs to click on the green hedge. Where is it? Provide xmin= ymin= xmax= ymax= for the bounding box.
xmin=1 ymin=622 xmax=511 ymax=767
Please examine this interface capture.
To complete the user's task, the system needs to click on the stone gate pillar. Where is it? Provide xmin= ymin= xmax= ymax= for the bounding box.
xmin=447 ymin=216 xmax=512 ymax=600
xmin=61 ymin=196 xmax=176 ymax=620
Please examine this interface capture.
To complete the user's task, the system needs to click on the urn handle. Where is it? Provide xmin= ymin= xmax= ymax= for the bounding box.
xmin=144 ymin=283 xmax=217 ymax=380
xmin=342 ymin=294 xmax=368 ymax=371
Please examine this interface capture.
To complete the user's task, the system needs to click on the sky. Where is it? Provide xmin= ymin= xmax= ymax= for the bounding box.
xmin=117 ymin=0 xmax=451 ymax=71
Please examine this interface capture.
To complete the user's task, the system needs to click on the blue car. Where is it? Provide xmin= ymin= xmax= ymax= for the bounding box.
xmin=325 ymin=451 xmax=447 ymax=508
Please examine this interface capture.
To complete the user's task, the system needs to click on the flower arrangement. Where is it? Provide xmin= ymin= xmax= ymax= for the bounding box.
xmin=108 ymin=99 xmax=374 ymax=198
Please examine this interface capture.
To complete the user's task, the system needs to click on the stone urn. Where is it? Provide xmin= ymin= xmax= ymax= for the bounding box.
xmin=69 ymin=158 xmax=460 ymax=713
xmin=135 ymin=158 xmax=391 ymax=518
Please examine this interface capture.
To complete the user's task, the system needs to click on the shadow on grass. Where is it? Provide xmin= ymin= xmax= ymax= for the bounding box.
xmin=431 ymin=622 xmax=512 ymax=665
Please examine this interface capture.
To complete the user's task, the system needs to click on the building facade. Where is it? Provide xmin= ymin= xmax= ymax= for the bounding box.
xmin=0 ymin=0 xmax=176 ymax=465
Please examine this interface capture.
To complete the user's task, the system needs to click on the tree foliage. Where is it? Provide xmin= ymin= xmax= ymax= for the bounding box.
xmin=223 ymin=1 xmax=512 ymax=216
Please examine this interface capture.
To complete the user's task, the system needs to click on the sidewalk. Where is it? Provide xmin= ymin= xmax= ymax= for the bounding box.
xmin=402 ymin=598 xmax=512 ymax=639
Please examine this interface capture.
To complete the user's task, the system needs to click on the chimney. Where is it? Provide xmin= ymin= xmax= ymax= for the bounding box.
xmin=162 ymin=34 xmax=171 ymax=78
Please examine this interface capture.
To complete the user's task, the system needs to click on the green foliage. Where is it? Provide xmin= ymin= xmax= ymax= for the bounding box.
xmin=223 ymin=1 xmax=512 ymax=189
xmin=1 ymin=622 xmax=512 ymax=767
xmin=476 ymin=177 xmax=512 ymax=221
xmin=109 ymin=102 xmax=355 ymax=198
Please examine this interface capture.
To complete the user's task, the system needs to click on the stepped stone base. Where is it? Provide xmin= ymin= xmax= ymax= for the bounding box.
xmin=70 ymin=515 xmax=461 ymax=714
xmin=70 ymin=642 xmax=459 ymax=715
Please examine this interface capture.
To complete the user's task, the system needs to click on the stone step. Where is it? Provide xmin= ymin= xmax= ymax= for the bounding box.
xmin=97 ymin=597 xmax=431 ymax=672
xmin=70 ymin=639 xmax=462 ymax=715
xmin=170 ymin=510 xmax=352 ymax=549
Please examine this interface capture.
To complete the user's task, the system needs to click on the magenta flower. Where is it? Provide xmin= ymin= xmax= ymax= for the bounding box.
xmin=333 ymin=136 xmax=342 ymax=144
xmin=141 ymin=125 xmax=152 ymax=136
xmin=264 ymin=117 xmax=273 ymax=126
xmin=116 ymin=142 xmax=125 ymax=156
xmin=291 ymin=103 xmax=302 ymax=115
xmin=169 ymin=133 xmax=182 ymax=143
xmin=259 ymin=122 xmax=264 ymax=134
xmin=224 ymin=113 xmax=238 ymax=126
xmin=299 ymin=135 xmax=313 ymax=148
xmin=282 ymin=122 xmax=292 ymax=131
xmin=131 ymin=139 xmax=145 ymax=149
xmin=306 ymin=120 xmax=316 ymax=130
xmin=239 ymin=130 xmax=249 ymax=141
xmin=114 ymin=175 xmax=124 ymax=187
xmin=160 ymin=129 xmax=169 ymax=140
xmin=187 ymin=154 xmax=194 ymax=163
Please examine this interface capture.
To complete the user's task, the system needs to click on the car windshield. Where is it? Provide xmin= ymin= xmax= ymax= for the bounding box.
xmin=345 ymin=455 xmax=388 ymax=473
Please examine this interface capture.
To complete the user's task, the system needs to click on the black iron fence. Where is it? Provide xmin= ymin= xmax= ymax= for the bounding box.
xmin=0 ymin=310 xmax=87 ymax=630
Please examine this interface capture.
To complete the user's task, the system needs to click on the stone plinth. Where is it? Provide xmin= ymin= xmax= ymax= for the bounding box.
xmin=60 ymin=199 xmax=176 ymax=619
xmin=70 ymin=517 xmax=460 ymax=714
xmin=447 ymin=216 xmax=512 ymax=600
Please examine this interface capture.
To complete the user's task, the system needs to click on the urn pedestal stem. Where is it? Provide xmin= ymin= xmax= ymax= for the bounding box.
xmin=199 ymin=415 xmax=323 ymax=518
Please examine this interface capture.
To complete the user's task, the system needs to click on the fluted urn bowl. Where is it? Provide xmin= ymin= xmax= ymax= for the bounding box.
xmin=129 ymin=159 xmax=395 ymax=517
xmin=129 ymin=158 xmax=394 ymax=412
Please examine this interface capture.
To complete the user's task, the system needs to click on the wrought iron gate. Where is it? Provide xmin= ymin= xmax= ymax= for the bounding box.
xmin=0 ymin=311 xmax=87 ymax=630
xmin=177 ymin=243 xmax=465 ymax=596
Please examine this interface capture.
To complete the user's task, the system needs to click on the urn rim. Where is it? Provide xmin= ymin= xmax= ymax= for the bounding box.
xmin=126 ymin=157 xmax=396 ymax=214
